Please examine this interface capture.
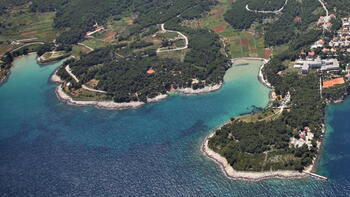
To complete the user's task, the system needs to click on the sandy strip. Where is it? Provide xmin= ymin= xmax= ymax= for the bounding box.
xmin=258 ymin=60 xmax=273 ymax=89
xmin=202 ymin=133 xmax=311 ymax=181
xmin=175 ymin=84 xmax=222 ymax=94
xmin=147 ymin=94 xmax=168 ymax=103
xmin=50 ymin=71 xmax=63 ymax=83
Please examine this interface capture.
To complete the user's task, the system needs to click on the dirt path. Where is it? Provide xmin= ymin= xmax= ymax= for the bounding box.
xmin=65 ymin=65 xmax=107 ymax=93
xmin=78 ymin=43 xmax=94 ymax=52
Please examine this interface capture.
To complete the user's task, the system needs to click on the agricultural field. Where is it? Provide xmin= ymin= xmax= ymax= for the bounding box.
xmin=0 ymin=12 xmax=56 ymax=42
xmin=182 ymin=0 xmax=267 ymax=58
xmin=0 ymin=9 xmax=57 ymax=56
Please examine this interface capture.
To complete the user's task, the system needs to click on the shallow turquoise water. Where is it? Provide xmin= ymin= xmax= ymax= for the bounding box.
xmin=0 ymin=55 xmax=347 ymax=196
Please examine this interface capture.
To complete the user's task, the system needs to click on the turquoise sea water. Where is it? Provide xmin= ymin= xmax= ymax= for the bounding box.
xmin=0 ymin=55 xmax=349 ymax=196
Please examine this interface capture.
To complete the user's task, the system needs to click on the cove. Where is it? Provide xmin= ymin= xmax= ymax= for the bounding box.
xmin=0 ymin=54 xmax=344 ymax=196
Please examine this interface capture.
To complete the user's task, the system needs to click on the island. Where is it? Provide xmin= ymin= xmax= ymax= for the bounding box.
xmin=1 ymin=0 xmax=350 ymax=181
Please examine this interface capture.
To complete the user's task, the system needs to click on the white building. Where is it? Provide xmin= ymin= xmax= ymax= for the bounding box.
xmin=294 ymin=57 xmax=340 ymax=73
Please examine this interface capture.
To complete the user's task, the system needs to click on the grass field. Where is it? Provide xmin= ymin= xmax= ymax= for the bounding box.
xmin=183 ymin=0 xmax=266 ymax=58
xmin=81 ymin=39 xmax=108 ymax=50
xmin=237 ymin=108 xmax=281 ymax=122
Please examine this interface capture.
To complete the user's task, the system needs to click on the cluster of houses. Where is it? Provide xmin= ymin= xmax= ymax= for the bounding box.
xmin=292 ymin=15 xmax=350 ymax=90
xmin=293 ymin=57 xmax=340 ymax=74
xmin=290 ymin=126 xmax=314 ymax=149
xmin=311 ymin=17 xmax=350 ymax=55
xmin=317 ymin=14 xmax=336 ymax=30
xmin=327 ymin=17 xmax=350 ymax=53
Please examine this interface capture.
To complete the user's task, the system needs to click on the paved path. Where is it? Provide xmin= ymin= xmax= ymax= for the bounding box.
xmin=246 ymin=0 xmax=288 ymax=14
xmin=318 ymin=0 xmax=329 ymax=17
xmin=157 ymin=24 xmax=189 ymax=53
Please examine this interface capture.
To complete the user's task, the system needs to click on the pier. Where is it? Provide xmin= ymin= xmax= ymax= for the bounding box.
xmin=303 ymin=171 xmax=328 ymax=180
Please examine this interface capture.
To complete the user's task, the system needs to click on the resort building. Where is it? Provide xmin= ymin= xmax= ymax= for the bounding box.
xmin=294 ymin=58 xmax=340 ymax=73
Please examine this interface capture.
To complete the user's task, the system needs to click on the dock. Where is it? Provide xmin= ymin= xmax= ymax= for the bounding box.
xmin=303 ymin=171 xmax=328 ymax=180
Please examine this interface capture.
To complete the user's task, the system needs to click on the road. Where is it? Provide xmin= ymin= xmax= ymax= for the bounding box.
xmin=245 ymin=0 xmax=288 ymax=14
xmin=157 ymin=24 xmax=189 ymax=53
xmin=318 ymin=0 xmax=329 ymax=17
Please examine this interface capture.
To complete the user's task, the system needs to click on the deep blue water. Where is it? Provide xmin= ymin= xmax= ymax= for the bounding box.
xmin=0 ymin=55 xmax=350 ymax=196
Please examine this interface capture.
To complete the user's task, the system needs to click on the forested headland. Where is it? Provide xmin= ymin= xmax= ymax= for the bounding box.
xmin=208 ymin=0 xmax=350 ymax=173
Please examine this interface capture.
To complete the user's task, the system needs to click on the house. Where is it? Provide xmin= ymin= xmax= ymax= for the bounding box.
xmin=308 ymin=51 xmax=316 ymax=56
xmin=322 ymin=48 xmax=330 ymax=53
xmin=147 ymin=68 xmax=155 ymax=74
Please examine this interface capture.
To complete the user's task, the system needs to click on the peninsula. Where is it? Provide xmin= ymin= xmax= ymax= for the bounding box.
xmin=203 ymin=0 xmax=350 ymax=180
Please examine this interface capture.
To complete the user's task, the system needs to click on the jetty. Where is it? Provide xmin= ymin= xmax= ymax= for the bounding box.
xmin=303 ymin=171 xmax=328 ymax=180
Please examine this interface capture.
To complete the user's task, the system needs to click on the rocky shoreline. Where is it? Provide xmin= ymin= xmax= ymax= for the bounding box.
xmin=51 ymin=71 xmax=222 ymax=110
xmin=201 ymin=133 xmax=311 ymax=181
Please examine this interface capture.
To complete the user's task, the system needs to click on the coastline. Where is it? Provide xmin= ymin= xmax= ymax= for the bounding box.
xmin=51 ymin=69 xmax=223 ymax=110
xmin=201 ymin=133 xmax=311 ymax=181
xmin=0 ymin=69 xmax=10 ymax=85
xmin=51 ymin=70 xmax=145 ymax=110
xmin=55 ymin=84 xmax=145 ymax=110
xmin=258 ymin=59 xmax=273 ymax=89
xmin=174 ymin=83 xmax=222 ymax=94
xmin=200 ymin=58 xmax=324 ymax=181
xmin=37 ymin=54 xmax=72 ymax=66
xmin=0 ymin=52 xmax=38 ymax=85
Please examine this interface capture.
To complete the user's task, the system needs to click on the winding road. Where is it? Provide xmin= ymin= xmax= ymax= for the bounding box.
xmin=318 ymin=0 xmax=329 ymax=17
xmin=245 ymin=0 xmax=288 ymax=14
xmin=156 ymin=24 xmax=189 ymax=53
